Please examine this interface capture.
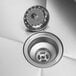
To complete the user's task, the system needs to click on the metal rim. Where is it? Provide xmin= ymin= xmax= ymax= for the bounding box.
xmin=23 ymin=32 xmax=64 ymax=68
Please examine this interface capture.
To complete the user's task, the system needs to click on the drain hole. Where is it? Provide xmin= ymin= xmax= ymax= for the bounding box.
xmin=41 ymin=60 xmax=46 ymax=63
xmin=38 ymin=55 xmax=40 ymax=60
xmin=46 ymin=54 xmax=49 ymax=59
xmin=31 ymin=13 xmax=38 ymax=20
xmin=41 ymin=56 xmax=45 ymax=59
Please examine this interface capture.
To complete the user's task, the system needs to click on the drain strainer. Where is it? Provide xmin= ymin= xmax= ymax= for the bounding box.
xmin=35 ymin=48 xmax=51 ymax=64
xmin=23 ymin=5 xmax=49 ymax=32
xmin=23 ymin=32 xmax=63 ymax=68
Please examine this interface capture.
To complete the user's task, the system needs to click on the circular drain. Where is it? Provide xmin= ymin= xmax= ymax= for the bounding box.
xmin=35 ymin=48 xmax=51 ymax=64
xmin=23 ymin=32 xmax=63 ymax=68
xmin=23 ymin=5 xmax=49 ymax=32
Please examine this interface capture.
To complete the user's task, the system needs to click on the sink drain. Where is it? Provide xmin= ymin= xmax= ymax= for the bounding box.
xmin=35 ymin=48 xmax=51 ymax=64
xmin=23 ymin=5 xmax=49 ymax=32
xmin=23 ymin=32 xmax=63 ymax=68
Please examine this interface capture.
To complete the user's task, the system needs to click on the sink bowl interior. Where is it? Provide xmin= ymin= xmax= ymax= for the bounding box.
xmin=0 ymin=0 xmax=76 ymax=76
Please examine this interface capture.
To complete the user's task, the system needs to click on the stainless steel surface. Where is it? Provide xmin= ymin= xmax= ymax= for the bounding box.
xmin=0 ymin=0 xmax=76 ymax=76
xmin=0 ymin=0 xmax=46 ymax=76
xmin=41 ymin=57 xmax=76 ymax=76
xmin=0 ymin=0 xmax=46 ymax=43
xmin=23 ymin=32 xmax=63 ymax=68
xmin=46 ymin=0 xmax=76 ymax=59
xmin=0 ymin=37 xmax=41 ymax=76
xmin=24 ymin=5 xmax=49 ymax=32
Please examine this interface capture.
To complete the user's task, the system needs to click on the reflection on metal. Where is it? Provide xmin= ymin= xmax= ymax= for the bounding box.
xmin=23 ymin=5 xmax=49 ymax=32
xmin=23 ymin=32 xmax=63 ymax=68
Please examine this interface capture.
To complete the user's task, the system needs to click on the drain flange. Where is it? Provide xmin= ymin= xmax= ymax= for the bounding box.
xmin=23 ymin=32 xmax=63 ymax=68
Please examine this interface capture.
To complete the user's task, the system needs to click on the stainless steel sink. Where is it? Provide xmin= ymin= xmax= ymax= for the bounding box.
xmin=0 ymin=0 xmax=76 ymax=76
xmin=46 ymin=0 xmax=76 ymax=59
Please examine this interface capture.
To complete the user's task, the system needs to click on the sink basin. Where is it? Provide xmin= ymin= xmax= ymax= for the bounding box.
xmin=46 ymin=0 xmax=76 ymax=60
xmin=0 ymin=0 xmax=46 ymax=43
xmin=0 ymin=0 xmax=76 ymax=76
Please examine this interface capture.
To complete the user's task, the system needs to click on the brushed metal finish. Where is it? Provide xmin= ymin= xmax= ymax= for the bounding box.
xmin=23 ymin=32 xmax=63 ymax=68
xmin=23 ymin=5 xmax=49 ymax=32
